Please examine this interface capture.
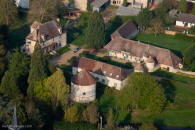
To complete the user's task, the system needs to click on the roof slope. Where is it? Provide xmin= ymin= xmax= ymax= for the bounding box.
xmin=177 ymin=13 xmax=195 ymax=23
xmin=104 ymin=37 xmax=182 ymax=68
xmin=71 ymin=69 xmax=96 ymax=86
xmin=91 ymin=0 xmax=109 ymax=8
xmin=111 ymin=20 xmax=138 ymax=39
xmin=73 ymin=57 xmax=133 ymax=81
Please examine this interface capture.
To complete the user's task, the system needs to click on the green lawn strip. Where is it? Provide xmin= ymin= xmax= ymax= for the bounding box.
xmin=56 ymin=46 xmax=70 ymax=55
xmin=134 ymin=33 xmax=194 ymax=57
xmin=85 ymin=54 xmax=133 ymax=69
xmin=54 ymin=120 xmax=97 ymax=130
xmin=151 ymin=70 xmax=195 ymax=85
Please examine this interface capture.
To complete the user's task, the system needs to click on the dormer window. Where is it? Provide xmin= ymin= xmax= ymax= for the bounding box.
xmin=103 ymin=71 xmax=106 ymax=74
xmin=116 ymin=75 xmax=119 ymax=78
xmin=110 ymin=73 xmax=112 ymax=76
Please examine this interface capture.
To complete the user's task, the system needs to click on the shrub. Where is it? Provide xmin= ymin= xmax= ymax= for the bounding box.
xmin=48 ymin=64 xmax=56 ymax=74
xmin=102 ymin=56 xmax=111 ymax=62
xmin=65 ymin=105 xmax=80 ymax=123
xmin=139 ymin=123 xmax=158 ymax=130
xmin=67 ymin=56 xmax=77 ymax=65
xmin=79 ymin=51 xmax=89 ymax=57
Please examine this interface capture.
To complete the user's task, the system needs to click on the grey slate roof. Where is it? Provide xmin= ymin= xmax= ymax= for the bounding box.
xmin=91 ymin=0 xmax=109 ymax=8
xmin=116 ymin=6 xmax=141 ymax=16
xmin=177 ymin=13 xmax=195 ymax=23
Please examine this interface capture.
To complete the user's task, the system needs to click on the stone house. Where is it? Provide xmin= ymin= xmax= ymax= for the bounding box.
xmin=72 ymin=57 xmax=133 ymax=90
xmin=104 ymin=37 xmax=183 ymax=72
xmin=22 ymin=20 xmax=67 ymax=54
xmin=111 ymin=20 xmax=139 ymax=40
xmin=110 ymin=0 xmax=149 ymax=9
xmin=176 ymin=13 xmax=195 ymax=28
xmin=71 ymin=69 xmax=96 ymax=103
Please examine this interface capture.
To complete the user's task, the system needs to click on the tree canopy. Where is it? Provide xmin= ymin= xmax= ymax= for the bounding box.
xmin=0 ymin=49 xmax=30 ymax=99
xmin=86 ymin=11 xmax=105 ymax=49
xmin=120 ymin=73 xmax=166 ymax=113
xmin=136 ymin=8 xmax=153 ymax=29
xmin=0 ymin=0 xmax=17 ymax=25
xmin=178 ymin=0 xmax=187 ymax=13
xmin=27 ymin=43 xmax=47 ymax=97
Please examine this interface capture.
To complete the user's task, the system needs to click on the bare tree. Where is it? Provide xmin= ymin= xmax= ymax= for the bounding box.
xmin=28 ymin=0 xmax=59 ymax=22
xmin=0 ymin=0 xmax=17 ymax=25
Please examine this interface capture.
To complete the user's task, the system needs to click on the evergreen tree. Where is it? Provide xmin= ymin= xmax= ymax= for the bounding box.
xmin=123 ymin=0 xmax=127 ymax=6
xmin=105 ymin=108 xmax=114 ymax=130
xmin=178 ymin=0 xmax=187 ymax=13
xmin=27 ymin=43 xmax=47 ymax=97
xmin=0 ymin=49 xmax=30 ymax=98
xmin=86 ymin=11 xmax=105 ymax=49
xmin=0 ymin=0 xmax=17 ymax=25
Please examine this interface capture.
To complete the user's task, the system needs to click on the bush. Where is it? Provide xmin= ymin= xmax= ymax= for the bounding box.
xmin=48 ymin=64 xmax=56 ymax=74
xmin=65 ymin=105 xmax=80 ymax=123
xmin=188 ymin=26 xmax=195 ymax=34
xmin=79 ymin=51 xmax=89 ymax=57
xmin=102 ymin=56 xmax=111 ymax=62
xmin=139 ymin=123 xmax=158 ymax=130
xmin=67 ymin=56 xmax=77 ymax=65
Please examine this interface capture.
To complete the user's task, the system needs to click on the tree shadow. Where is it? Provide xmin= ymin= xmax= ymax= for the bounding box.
xmin=159 ymin=79 xmax=176 ymax=103
xmin=96 ymin=82 xmax=106 ymax=100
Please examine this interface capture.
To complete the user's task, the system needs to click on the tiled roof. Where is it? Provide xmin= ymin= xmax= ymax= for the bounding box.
xmin=177 ymin=13 xmax=195 ymax=23
xmin=73 ymin=57 xmax=133 ymax=81
xmin=91 ymin=0 xmax=109 ymax=8
xmin=71 ymin=69 xmax=96 ymax=86
xmin=104 ymin=37 xmax=182 ymax=68
xmin=111 ymin=20 xmax=138 ymax=39
xmin=26 ymin=20 xmax=65 ymax=42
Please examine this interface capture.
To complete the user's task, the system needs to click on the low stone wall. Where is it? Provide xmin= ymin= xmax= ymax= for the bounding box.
xmin=164 ymin=30 xmax=176 ymax=36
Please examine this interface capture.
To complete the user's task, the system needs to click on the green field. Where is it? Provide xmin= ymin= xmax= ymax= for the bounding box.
xmin=134 ymin=33 xmax=195 ymax=57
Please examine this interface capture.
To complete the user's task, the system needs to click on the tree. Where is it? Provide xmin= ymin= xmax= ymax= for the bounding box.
xmin=150 ymin=18 xmax=164 ymax=37
xmin=0 ymin=0 xmax=17 ymax=25
xmin=65 ymin=105 xmax=79 ymax=123
xmin=0 ymin=49 xmax=30 ymax=98
xmin=191 ymin=5 xmax=195 ymax=15
xmin=136 ymin=8 xmax=153 ymax=29
xmin=28 ymin=0 xmax=59 ymax=22
xmin=27 ymin=43 xmax=47 ymax=97
xmin=123 ymin=0 xmax=127 ymax=6
xmin=120 ymin=73 xmax=166 ymax=113
xmin=139 ymin=123 xmax=158 ymax=130
xmin=105 ymin=108 xmax=114 ymax=130
xmin=86 ymin=11 xmax=105 ymax=49
xmin=33 ymin=70 xmax=69 ymax=110
xmin=82 ymin=104 xmax=99 ymax=124
xmin=178 ymin=0 xmax=187 ymax=13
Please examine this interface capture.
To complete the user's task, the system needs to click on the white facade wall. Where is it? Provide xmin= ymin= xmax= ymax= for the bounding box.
xmin=73 ymin=67 xmax=125 ymax=90
xmin=71 ymin=82 xmax=96 ymax=103
xmin=74 ymin=0 xmax=88 ymax=11
xmin=145 ymin=62 xmax=155 ymax=72
xmin=176 ymin=21 xmax=195 ymax=28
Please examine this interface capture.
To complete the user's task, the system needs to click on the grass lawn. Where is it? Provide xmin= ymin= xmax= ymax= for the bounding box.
xmin=134 ymin=33 xmax=195 ymax=57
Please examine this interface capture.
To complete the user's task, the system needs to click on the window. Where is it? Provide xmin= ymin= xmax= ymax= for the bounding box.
xmin=114 ymin=83 xmax=117 ymax=87
xmin=110 ymin=73 xmax=112 ymax=76
xmin=83 ymin=92 xmax=86 ymax=95
xmin=103 ymin=71 xmax=106 ymax=74
xmin=116 ymin=75 xmax=119 ymax=78
xmin=102 ymin=79 xmax=105 ymax=83
xmin=95 ymin=77 xmax=99 ymax=81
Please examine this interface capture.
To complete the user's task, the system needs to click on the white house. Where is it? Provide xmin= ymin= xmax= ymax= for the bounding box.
xmin=21 ymin=20 xmax=67 ymax=54
xmin=71 ymin=69 xmax=96 ymax=103
xmin=176 ymin=13 xmax=195 ymax=28
xmin=110 ymin=0 xmax=149 ymax=8
xmin=15 ymin=0 xmax=29 ymax=9
xmin=72 ymin=57 xmax=133 ymax=90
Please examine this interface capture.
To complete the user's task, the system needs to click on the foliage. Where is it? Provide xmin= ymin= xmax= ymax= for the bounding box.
xmin=123 ymin=0 xmax=127 ymax=6
xmin=0 ymin=49 xmax=30 ymax=98
xmin=28 ymin=0 xmax=63 ymax=22
xmin=86 ymin=12 xmax=105 ymax=49
xmin=191 ymin=5 xmax=195 ymax=15
xmin=178 ymin=0 xmax=187 ymax=13
xmin=0 ymin=0 xmax=18 ymax=25
xmin=82 ymin=103 xmax=99 ymax=124
xmin=136 ymin=8 xmax=153 ymax=29
xmin=28 ymin=43 xmax=47 ymax=97
xmin=67 ymin=56 xmax=77 ymax=65
xmin=65 ymin=105 xmax=80 ymax=123
xmin=150 ymin=18 xmax=164 ymax=36
xmin=56 ymin=46 xmax=70 ymax=55
xmin=139 ymin=123 xmax=158 ymax=130
xmin=105 ymin=108 xmax=115 ymax=130
xmin=48 ymin=64 xmax=57 ymax=74
xmin=33 ymin=70 xmax=69 ymax=109
xmin=0 ymin=94 xmax=14 ymax=124
xmin=188 ymin=26 xmax=195 ymax=34
xmin=183 ymin=43 xmax=195 ymax=71
xmin=120 ymin=73 xmax=166 ymax=113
